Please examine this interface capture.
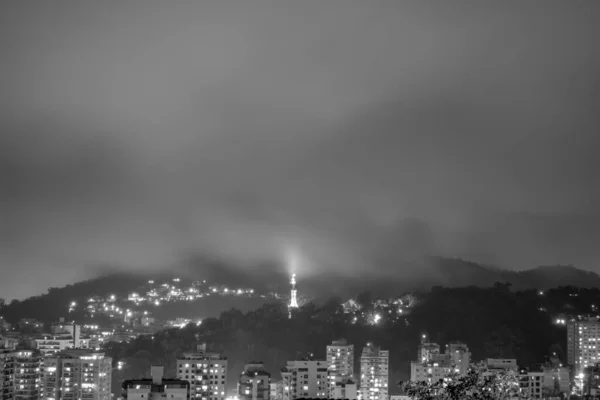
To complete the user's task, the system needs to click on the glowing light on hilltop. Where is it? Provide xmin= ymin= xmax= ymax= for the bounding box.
xmin=283 ymin=245 xmax=303 ymax=318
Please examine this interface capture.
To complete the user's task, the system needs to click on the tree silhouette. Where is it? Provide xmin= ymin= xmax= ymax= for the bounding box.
xmin=399 ymin=363 xmax=526 ymax=400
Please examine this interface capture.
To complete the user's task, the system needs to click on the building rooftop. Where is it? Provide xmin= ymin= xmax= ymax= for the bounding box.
xmin=241 ymin=369 xmax=271 ymax=377
xmin=330 ymin=339 xmax=350 ymax=346
xmin=50 ymin=348 xmax=107 ymax=359
xmin=122 ymin=379 xmax=190 ymax=392
xmin=180 ymin=351 xmax=227 ymax=360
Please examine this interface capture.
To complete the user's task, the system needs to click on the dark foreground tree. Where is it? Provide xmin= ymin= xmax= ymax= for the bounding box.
xmin=399 ymin=363 xmax=526 ymax=400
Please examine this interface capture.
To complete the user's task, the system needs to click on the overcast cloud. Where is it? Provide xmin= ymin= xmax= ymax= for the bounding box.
xmin=2 ymin=1 xmax=600 ymax=300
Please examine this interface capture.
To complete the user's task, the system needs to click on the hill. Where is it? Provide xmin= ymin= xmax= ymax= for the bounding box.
xmin=3 ymin=257 xmax=600 ymax=324
xmin=184 ymin=255 xmax=600 ymax=297
xmin=423 ymin=258 xmax=600 ymax=290
xmin=0 ymin=272 xmax=148 ymax=324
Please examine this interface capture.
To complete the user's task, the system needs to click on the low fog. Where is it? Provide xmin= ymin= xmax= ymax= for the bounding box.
xmin=2 ymin=1 xmax=600 ymax=300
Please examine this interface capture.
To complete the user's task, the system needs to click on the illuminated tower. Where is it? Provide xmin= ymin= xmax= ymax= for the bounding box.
xmin=288 ymin=274 xmax=298 ymax=318
xmin=289 ymin=274 xmax=298 ymax=308
xmin=285 ymin=246 xmax=300 ymax=319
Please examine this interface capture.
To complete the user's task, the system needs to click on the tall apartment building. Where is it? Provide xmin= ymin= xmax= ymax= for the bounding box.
xmin=238 ymin=362 xmax=270 ymax=400
xmin=43 ymin=349 xmax=112 ymax=400
xmin=327 ymin=339 xmax=354 ymax=378
xmin=122 ymin=366 xmax=190 ymax=400
xmin=410 ymin=362 xmax=452 ymax=384
xmin=1 ymin=348 xmax=16 ymax=400
xmin=1 ymin=348 xmax=43 ymax=400
xmin=359 ymin=343 xmax=389 ymax=400
xmin=14 ymin=350 xmax=42 ymax=400
xmin=326 ymin=339 xmax=356 ymax=400
xmin=567 ymin=318 xmax=600 ymax=373
xmin=176 ymin=344 xmax=227 ymax=400
xmin=280 ymin=359 xmax=328 ymax=400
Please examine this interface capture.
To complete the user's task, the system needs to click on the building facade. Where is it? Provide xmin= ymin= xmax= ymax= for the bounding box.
xmin=410 ymin=341 xmax=471 ymax=384
xmin=1 ymin=349 xmax=43 ymax=400
xmin=410 ymin=362 xmax=453 ymax=384
xmin=43 ymin=349 xmax=112 ymax=400
xmin=122 ymin=366 xmax=190 ymax=400
xmin=542 ymin=365 xmax=570 ymax=396
xmin=327 ymin=339 xmax=354 ymax=378
xmin=269 ymin=381 xmax=283 ymax=400
xmin=446 ymin=342 xmax=471 ymax=375
xmin=35 ymin=328 xmax=90 ymax=357
xmin=329 ymin=379 xmax=357 ymax=400
xmin=417 ymin=341 xmax=440 ymax=364
xmin=238 ymin=362 xmax=270 ymax=400
xmin=13 ymin=350 xmax=42 ymax=400
xmin=518 ymin=369 xmax=544 ymax=399
xmin=176 ymin=344 xmax=227 ymax=400
xmin=567 ymin=318 xmax=600 ymax=373
xmin=280 ymin=359 xmax=328 ymax=400
xmin=1 ymin=349 xmax=16 ymax=400
xmin=359 ymin=343 xmax=388 ymax=400
xmin=326 ymin=339 xmax=354 ymax=398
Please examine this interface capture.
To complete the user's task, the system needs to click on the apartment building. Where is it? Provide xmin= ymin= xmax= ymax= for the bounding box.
xmin=280 ymin=359 xmax=328 ymax=400
xmin=359 ymin=343 xmax=388 ymax=400
xmin=176 ymin=344 xmax=227 ymax=400
xmin=43 ymin=349 xmax=112 ymax=400
xmin=238 ymin=362 xmax=270 ymax=400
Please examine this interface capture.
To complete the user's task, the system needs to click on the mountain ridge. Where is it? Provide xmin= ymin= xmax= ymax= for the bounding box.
xmin=2 ymin=257 xmax=599 ymax=323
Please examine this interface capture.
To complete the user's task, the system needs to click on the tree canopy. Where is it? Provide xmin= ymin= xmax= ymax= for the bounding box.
xmin=399 ymin=363 xmax=526 ymax=400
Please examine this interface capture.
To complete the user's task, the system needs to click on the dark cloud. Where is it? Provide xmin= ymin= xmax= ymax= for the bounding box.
xmin=2 ymin=0 xmax=600 ymax=300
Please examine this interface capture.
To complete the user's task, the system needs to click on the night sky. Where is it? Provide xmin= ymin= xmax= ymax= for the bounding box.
xmin=2 ymin=1 xmax=600 ymax=300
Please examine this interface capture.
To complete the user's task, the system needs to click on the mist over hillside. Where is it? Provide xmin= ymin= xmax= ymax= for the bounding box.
xmin=3 ymin=256 xmax=600 ymax=326
xmin=177 ymin=255 xmax=600 ymax=298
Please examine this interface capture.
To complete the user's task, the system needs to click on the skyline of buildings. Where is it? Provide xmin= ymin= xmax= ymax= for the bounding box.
xmin=0 ymin=326 xmax=585 ymax=400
